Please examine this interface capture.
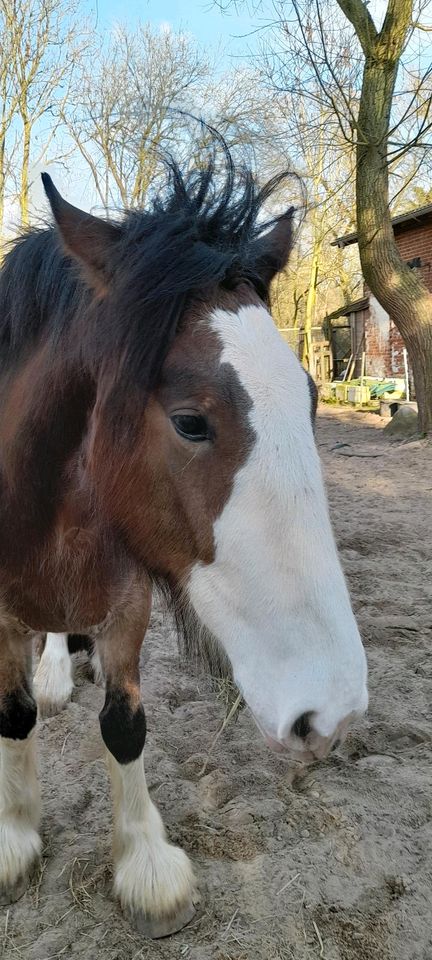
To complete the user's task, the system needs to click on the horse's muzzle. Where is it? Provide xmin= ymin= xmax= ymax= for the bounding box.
xmin=263 ymin=713 xmax=356 ymax=764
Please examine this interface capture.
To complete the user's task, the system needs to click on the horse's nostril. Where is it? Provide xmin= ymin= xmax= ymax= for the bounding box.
xmin=292 ymin=712 xmax=312 ymax=740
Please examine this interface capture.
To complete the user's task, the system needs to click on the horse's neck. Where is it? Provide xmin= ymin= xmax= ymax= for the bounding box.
xmin=0 ymin=352 xmax=96 ymax=555
xmin=0 ymin=354 xmax=129 ymax=628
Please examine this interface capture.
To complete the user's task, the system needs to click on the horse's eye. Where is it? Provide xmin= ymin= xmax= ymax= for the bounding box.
xmin=171 ymin=414 xmax=210 ymax=442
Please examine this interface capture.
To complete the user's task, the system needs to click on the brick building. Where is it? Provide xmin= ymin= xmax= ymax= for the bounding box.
xmin=327 ymin=204 xmax=432 ymax=383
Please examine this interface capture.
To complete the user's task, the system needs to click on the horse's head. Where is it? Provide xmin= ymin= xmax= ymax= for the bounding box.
xmin=43 ymin=156 xmax=367 ymax=763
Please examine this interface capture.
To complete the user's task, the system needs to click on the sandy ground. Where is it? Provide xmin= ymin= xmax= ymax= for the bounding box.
xmin=2 ymin=406 xmax=432 ymax=960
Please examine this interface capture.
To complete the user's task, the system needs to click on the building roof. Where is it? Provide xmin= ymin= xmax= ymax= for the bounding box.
xmin=332 ymin=203 xmax=432 ymax=248
xmin=325 ymin=296 xmax=369 ymax=321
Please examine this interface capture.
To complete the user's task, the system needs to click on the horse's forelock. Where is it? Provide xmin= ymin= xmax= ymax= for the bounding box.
xmin=0 ymin=140 xmax=296 ymax=419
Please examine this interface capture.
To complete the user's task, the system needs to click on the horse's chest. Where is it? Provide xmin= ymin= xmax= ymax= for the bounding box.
xmin=0 ymin=525 xmax=120 ymax=633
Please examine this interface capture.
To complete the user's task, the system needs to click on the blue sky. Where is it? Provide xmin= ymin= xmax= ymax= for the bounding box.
xmin=26 ymin=0 xmax=403 ymax=217
xmin=87 ymin=0 xmax=261 ymax=60
xmin=83 ymin=0 xmax=393 ymax=71
xmin=26 ymin=0 xmax=261 ymax=218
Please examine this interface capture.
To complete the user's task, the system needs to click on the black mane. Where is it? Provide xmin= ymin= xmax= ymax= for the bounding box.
xmin=0 ymin=144 xmax=292 ymax=390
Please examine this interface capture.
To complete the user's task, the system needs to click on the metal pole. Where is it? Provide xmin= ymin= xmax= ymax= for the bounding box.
xmin=403 ymin=347 xmax=410 ymax=402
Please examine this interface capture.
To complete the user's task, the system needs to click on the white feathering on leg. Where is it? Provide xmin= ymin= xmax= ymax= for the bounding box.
xmin=107 ymin=750 xmax=196 ymax=921
xmin=33 ymin=633 xmax=73 ymax=717
xmin=0 ymin=732 xmax=41 ymax=892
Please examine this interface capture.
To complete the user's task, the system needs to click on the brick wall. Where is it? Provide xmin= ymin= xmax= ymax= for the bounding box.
xmin=365 ymin=296 xmax=391 ymax=377
xmin=389 ymin=320 xmax=407 ymax=376
xmin=365 ymin=307 xmax=408 ymax=378
xmin=394 ymin=222 xmax=432 ymax=292
xmin=362 ymin=220 xmax=432 ymax=386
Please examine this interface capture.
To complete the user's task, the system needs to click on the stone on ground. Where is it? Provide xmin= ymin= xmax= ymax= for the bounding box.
xmin=384 ymin=405 xmax=419 ymax=438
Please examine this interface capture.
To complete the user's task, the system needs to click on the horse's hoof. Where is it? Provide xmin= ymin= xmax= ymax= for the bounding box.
xmin=0 ymin=873 xmax=31 ymax=905
xmin=0 ymin=822 xmax=41 ymax=905
xmin=131 ymin=899 xmax=196 ymax=939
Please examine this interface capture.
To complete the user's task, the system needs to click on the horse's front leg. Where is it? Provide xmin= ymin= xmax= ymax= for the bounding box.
xmin=98 ymin=580 xmax=196 ymax=938
xmin=0 ymin=623 xmax=41 ymax=902
xmin=33 ymin=632 xmax=74 ymax=717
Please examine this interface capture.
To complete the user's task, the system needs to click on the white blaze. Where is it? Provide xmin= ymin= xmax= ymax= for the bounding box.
xmin=188 ymin=305 xmax=368 ymax=747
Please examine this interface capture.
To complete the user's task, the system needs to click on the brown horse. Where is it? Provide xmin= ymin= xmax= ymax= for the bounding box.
xmin=0 ymin=149 xmax=368 ymax=937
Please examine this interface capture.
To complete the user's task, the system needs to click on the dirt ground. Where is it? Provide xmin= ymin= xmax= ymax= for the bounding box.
xmin=2 ymin=406 xmax=432 ymax=960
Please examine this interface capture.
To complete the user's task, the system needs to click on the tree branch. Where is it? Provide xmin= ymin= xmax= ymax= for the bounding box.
xmin=334 ymin=0 xmax=377 ymax=55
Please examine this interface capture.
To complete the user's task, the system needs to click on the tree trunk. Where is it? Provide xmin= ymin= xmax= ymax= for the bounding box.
xmin=302 ymin=248 xmax=319 ymax=376
xmin=336 ymin=0 xmax=432 ymax=435
xmin=356 ymin=55 xmax=432 ymax=435
xmin=403 ymin=325 xmax=432 ymax=434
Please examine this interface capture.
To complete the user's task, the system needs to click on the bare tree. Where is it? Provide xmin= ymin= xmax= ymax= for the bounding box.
xmin=0 ymin=23 xmax=21 ymax=235
xmin=252 ymin=66 xmax=361 ymax=351
xmin=0 ymin=0 xmax=86 ymax=228
xmin=335 ymin=0 xmax=432 ymax=434
xmin=222 ymin=0 xmax=432 ymax=432
xmin=62 ymin=24 xmax=209 ymax=210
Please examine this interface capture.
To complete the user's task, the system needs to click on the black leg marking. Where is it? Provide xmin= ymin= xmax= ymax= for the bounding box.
xmin=67 ymin=634 xmax=93 ymax=655
xmin=99 ymin=686 xmax=146 ymax=764
xmin=0 ymin=687 xmax=37 ymax=740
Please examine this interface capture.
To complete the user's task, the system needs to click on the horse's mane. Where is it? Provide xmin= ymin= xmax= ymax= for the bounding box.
xmin=0 ymin=141 xmax=292 ymax=390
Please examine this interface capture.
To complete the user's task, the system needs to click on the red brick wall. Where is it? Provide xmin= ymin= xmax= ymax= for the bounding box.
xmin=362 ymin=220 xmax=431 ymax=388
xmin=389 ymin=320 xmax=406 ymax=376
xmin=394 ymin=222 xmax=432 ymax=292
xmin=364 ymin=299 xmax=410 ymax=379
xmin=389 ymin=223 xmax=431 ymax=384
xmin=364 ymin=296 xmax=391 ymax=377
xmin=365 ymin=311 xmax=387 ymax=378
xmin=365 ymin=309 xmax=408 ymax=378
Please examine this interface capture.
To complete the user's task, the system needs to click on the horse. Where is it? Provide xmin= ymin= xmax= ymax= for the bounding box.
xmin=0 ymin=147 xmax=368 ymax=938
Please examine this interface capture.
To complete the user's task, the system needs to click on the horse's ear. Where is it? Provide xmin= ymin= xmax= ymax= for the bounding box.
xmin=252 ymin=207 xmax=295 ymax=290
xmin=41 ymin=172 xmax=121 ymax=295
